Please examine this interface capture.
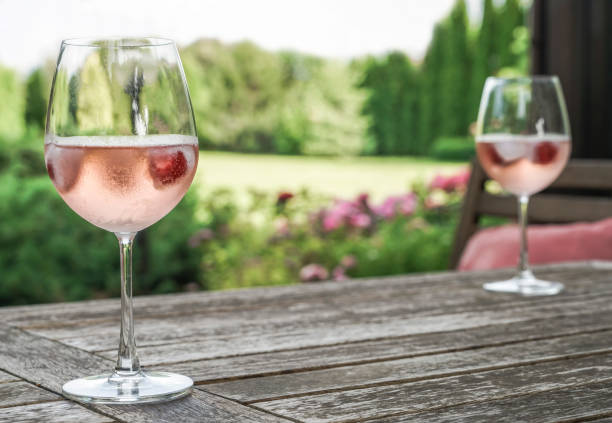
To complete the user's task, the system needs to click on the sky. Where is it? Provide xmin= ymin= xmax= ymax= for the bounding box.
xmin=0 ymin=0 xmax=482 ymax=74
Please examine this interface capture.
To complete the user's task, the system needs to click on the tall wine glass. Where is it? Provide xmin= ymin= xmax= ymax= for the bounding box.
xmin=475 ymin=76 xmax=571 ymax=295
xmin=45 ymin=38 xmax=198 ymax=403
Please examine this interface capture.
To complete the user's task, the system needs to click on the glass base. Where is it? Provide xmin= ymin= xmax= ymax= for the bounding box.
xmin=62 ymin=370 xmax=193 ymax=404
xmin=483 ymin=271 xmax=564 ymax=296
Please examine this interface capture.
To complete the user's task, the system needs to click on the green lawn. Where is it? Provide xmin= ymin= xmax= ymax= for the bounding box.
xmin=195 ymin=152 xmax=467 ymax=202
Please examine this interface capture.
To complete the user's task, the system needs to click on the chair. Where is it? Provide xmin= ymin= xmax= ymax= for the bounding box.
xmin=450 ymin=159 xmax=612 ymax=269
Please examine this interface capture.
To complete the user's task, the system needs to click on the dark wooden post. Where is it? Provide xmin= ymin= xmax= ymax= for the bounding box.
xmin=531 ymin=0 xmax=612 ymax=159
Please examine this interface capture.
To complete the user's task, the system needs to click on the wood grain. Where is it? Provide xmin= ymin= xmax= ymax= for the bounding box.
xmin=100 ymin=290 xmax=612 ymax=366
xmin=0 ymin=400 xmax=114 ymax=423
xmin=47 ymin=283 xmax=612 ymax=355
xmin=379 ymin=380 xmax=612 ymax=423
xmin=30 ymin=266 xmax=608 ymax=353
xmin=203 ymin=330 xmax=612 ymax=402
xmin=4 ymin=262 xmax=612 ymax=422
xmin=0 ymin=381 xmax=58 ymax=408
xmin=157 ymin=310 xmax=612 ymax=383
xmin=255 ymin=354 xmax=612 ymax=423
xmin=0 ymin=369 xmax=19 ymax=384
xmin=94 ymin=390 xmax=292 ymax=423
xmin=0 ymin=325 xmax=293 ymax=423
xmin=1 ymin=262 xmax=604 ymax=330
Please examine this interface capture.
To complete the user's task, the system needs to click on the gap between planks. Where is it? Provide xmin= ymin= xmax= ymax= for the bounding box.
xmin=83 ymin=285 xmax=612 ymax=357
xmin=175 ymin=325 xmax=612 ymax=385
xmin=5 ymin=263 xmax=605 ymax=332
xmin=252 ymin=358 xmax=612 ymax=423
xmin=0 ymin=325 xmax=296 ymax=423
xmin=211 ymin=347 xmax=612 ymax=405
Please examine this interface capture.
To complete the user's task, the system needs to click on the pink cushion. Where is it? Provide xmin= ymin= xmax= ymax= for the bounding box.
xmin=458 ymin=218 xmax=612 ymax=271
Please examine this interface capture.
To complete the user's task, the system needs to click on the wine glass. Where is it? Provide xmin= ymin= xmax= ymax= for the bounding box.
xmin=475 ymin=76 xmax=571 ymax=295
xmin=45 ymin=38 xmax=198 ymax=403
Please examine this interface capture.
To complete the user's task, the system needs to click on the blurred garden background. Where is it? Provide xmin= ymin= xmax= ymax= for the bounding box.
xmin=0 ymin=0 xmax=529 ymax=305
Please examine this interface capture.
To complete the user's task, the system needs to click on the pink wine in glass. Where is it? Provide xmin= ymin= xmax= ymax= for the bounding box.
xmin=45 ymin=135 xmax=199 ymax=233
xmin=476 ymin=134 xmax=571 ymax=196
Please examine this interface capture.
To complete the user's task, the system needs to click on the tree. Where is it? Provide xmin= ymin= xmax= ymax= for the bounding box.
xmin=470 ymin=0 xmax=498 ymax=117
xmin=420 ymin=22 xmax=449 ymax=148
xmin=25 ymin=68 xmax=48 ymax=130
xmin=360 ymin=52 xmax=421 ymax=155
xmin=0 ymin=65 xmax=25 ymax=140
xmin=440 ymin=0 xmax=472 ymax=137
xmin=498 ymin=0 xmax=526 ymax=69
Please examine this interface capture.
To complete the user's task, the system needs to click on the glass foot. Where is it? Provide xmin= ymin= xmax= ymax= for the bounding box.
xmin=62 ymin=371 xmax=193 ymax=404
xmin=483 ymin=271 xmax=564 ymax=296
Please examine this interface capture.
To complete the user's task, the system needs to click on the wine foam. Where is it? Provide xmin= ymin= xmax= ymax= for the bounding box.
xmin=45 ymin=134 xmax=198 ymax=147
xmin=476 ymin=133 xmax=571 ymax=143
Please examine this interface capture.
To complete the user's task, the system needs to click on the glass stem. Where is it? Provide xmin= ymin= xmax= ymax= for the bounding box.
xmin=517 ymin=195 xmax=532 ymax=279
xmin=115 ymin=232 xmax=141 ymax=376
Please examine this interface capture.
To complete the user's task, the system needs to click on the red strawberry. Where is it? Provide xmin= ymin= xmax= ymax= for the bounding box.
xmin=149 ymin=149 xmax=188 ymax=187
xmin=46 ymin=162 xmax=55 ymax=182
xmin=45 ymin=146 xmax=84 ymax=193
xmin=486 ymin=144 xmax=504 ymax=165
xmin=534 ymin=142 xmax=558 ymax=165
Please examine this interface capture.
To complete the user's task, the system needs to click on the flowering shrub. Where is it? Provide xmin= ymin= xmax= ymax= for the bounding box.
xmin=190 ymin=169 xmax=470 ymax=290
xmin=429 ymin=169 xmax=470 ymax=192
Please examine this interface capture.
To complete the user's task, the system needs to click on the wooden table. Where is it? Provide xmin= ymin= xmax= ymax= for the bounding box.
xmin=2 ymin=261 xmax=612 ymax=422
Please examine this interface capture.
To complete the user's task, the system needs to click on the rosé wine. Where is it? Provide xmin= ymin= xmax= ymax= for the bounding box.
xmin=45 ymin=135 xmax=198 ymax=233
xmin=476 ymin=134 xmax=571 ymax=196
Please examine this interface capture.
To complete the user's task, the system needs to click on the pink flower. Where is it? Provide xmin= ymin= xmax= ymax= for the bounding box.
xmin=374 ymin=193 xmax=417 ymax=220
xmin=300 ymin=264 xmax=329 ymax=282
xmin=332 ymin=266 xmax=349 ymax=281
xmin=397 ymin=193 xmax=417 ymax=215
xmin=429 ymin=170 xmax=471 ymax=193
xmin=350 ymin=213 xmax=372 ymax=228
xmin=323 ymin=211 xmax=343 ymax=232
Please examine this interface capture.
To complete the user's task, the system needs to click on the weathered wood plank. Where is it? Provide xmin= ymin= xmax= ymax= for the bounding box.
xmin=1 ymin=269 xmax=494 ymax=328
xmin=477 ymin=192 xmax=612 ymax=223
xmin=0 ymin=325 xmax=111 ymax=393
xmin=98 ymin=291 xmax=612 ymax=365
xmin=28 ymin=265 xmax=611 ymax=351
xmin=94 ymin=390 xmax=291 ymax=423
xmin=255 ymin=354 xmax=612 ymax=423
xmin=0 ymin=369 xmax=19 ymax=384
xmin=379 ymin=380 xmax=612 ymax=423
xmin=0 ymin=400 xmax=114 ymax=423
xmin=204 ymin=330 xmax=612 ymax=402
xmin=0 ymin=381 xmax=58 ymax=408
xmin=159 ymin=310 xmax=612 ymax=383
xmin=40 ymin=280 xmax=612 ymax=355
xmin=2 ymin=262 xmax=606 ymax=330
xmin=3 ymin=262 xmax=612 ymax=423
xmin=0 ymin=325 xmax=294 ymax=423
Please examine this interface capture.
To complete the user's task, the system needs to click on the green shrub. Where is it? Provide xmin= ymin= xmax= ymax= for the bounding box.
xmin=181 ymin=40 xmax=367 ymax=156
xmin=0 ymin=167 xmax=204 ymax=305
xmin=430 ymin=137 xmax=475 ymax=161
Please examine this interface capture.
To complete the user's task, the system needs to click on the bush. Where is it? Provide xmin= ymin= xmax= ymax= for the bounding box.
xmin=180 ymin=40 xmax=368 ymax=156
xmin=0 ymin=154 xmax=204 ymax=305
xmin=430 ymin=137 xmax=475 ymax=161
xmin=190 ymin=175 xmax=467 ymax=290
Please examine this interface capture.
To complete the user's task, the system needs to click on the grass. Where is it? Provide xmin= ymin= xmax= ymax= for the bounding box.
xmin=195 ymin=152 xmax=467 ymax=202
